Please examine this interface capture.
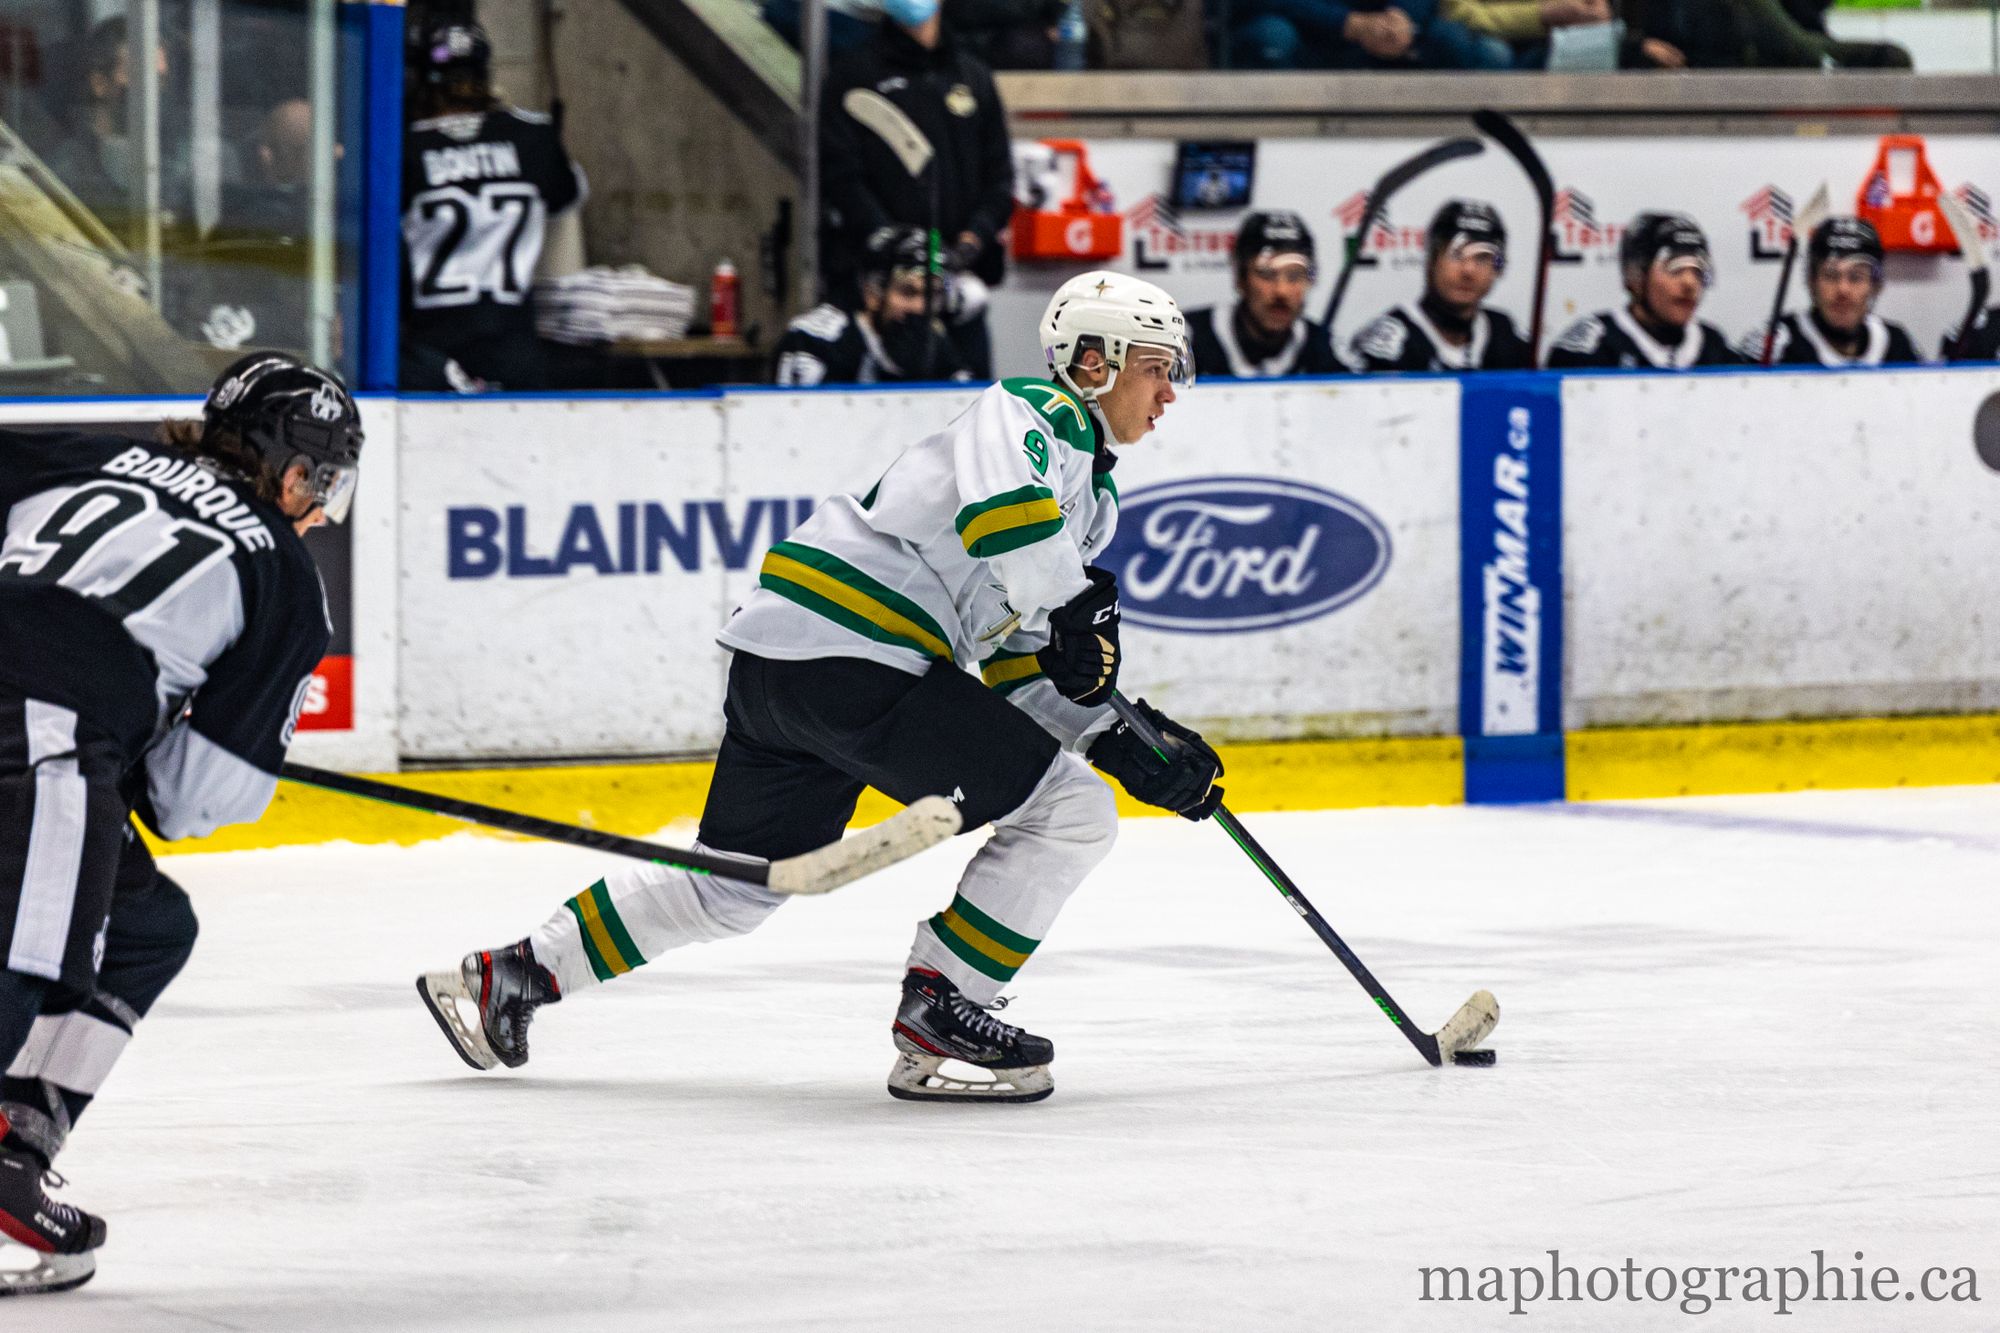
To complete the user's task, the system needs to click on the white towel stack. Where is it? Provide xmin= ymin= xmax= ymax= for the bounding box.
xmin=535 ymin=266 xmax=698 ymax=345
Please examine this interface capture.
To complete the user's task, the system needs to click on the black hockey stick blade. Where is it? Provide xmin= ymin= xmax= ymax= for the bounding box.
xmin=1319 ymin=136 xmax=1486 ymax=330
xmin=1472 ymin=110 xmax=1554 ymax=366
xmin=278 ymin=762 xmax=960 ymax=896
xmin=1105 ymin=695 xmax=1499 ymax=1067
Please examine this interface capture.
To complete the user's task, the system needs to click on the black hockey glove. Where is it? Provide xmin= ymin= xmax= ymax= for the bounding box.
xmin=1086 ymin=699 xmax=1225 ymax=822
xmin=1037 ymin=566 xmax=1120 ymax=707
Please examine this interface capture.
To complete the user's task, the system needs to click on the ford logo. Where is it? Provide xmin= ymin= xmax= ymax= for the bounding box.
xmin=1103 ymin=476 xmax=1391 ymax=633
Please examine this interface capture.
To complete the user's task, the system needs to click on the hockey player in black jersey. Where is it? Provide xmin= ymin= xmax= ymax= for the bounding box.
xmin=1186 ymin=211 xmax=1345 ymax=379
xmin=0 ymin=353 xmax=361 ymax=1295
xmin=772 ymin=225 xmax=970 ymax=384
xmin=1548 ymin=213 xmax=1745 ymax=371
xmin=1740 ymin=218 xmax=1920 ymax=367
xmin=401 ymin=23 xmax=585 ymax=392
xmin=1347 ymin=200 xmax=1533 ymax=373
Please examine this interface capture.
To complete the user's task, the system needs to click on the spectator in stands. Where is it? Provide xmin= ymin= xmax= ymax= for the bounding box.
xmin=174 ymin=98 xmax=319 ymax=354
xmin=1230 ymin=0 xmax=1513 ymax=70
xmin=1186 ymin=211 xmax=1344 ymax=379
xmin=1547 ymin=212 xmax=1743 ymax=369
xmin=400 ymin=22 xmax=585 ymax=392
xmin=1440 ymin=0 xmax=1619 ymax=67
xmin=773 ymin=224 xmax=969 ymax=384
xmin=821 ymin=0 xmax=1014 ymax=377
xmin=1349 ymin=201 xmax=1533 ymax=372
xmin=1738 ymin=218 xmax=1921 ymax=367
xmin=945 ymin=0 xmax=1065 ymax=68
xmin=762 ymin=0 xmax=879 ymax=57
xmin=1617 ymin=0 xmax=1912 ymax=68
xmin=43 ymin=17 xmax=192 ymax=244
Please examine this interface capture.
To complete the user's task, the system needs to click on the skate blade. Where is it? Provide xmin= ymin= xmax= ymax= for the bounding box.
xmin=1434 ymin=988 xmax=1500 ymax=1060
xmin=416 ymin=971 xmax=499 ymax=1072
xmin=886 ymin=1050 xmax=1053 ymax=1104
xmin=0 ymin=1247 xmax=95 ymax=1297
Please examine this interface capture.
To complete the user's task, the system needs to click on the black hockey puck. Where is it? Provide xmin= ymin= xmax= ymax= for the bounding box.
xmin=1451 ymin=1049 xmax=1497 ymax=1067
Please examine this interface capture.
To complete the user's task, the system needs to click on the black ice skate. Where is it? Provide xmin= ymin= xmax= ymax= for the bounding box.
xmin=417 ymin=940 xmax=560 ymax=1071
xmin=0 ymin=1145 xmax=105 ymax=1297
xmin=888 ymin=968 xmax=1054 ymax=1103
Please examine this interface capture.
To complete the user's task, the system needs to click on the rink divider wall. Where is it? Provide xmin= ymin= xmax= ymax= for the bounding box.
xmin=8 ymin=360 xmax=1994 ymax=858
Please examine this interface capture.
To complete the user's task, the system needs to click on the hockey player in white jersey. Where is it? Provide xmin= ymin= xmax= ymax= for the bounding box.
xmin=419 ymin=271 xmax=1223 ymax=1103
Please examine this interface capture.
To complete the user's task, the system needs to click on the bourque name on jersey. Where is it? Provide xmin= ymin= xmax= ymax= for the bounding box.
xmin=100 ymin=447 xmax=278 ymax=552
xmin=1480 ymin=407 xmax=1538 ymax=735
xmin=420 ymin=141 xmax=523 ymax=189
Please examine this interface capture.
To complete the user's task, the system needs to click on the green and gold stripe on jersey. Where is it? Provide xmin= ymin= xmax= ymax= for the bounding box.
xmin=758 ymin=540 xmax=953 ymax=660
xmin=928 ymin=893 xmax=1040 ymax=982
xmin=566 ymin=879 xmax=645 ymax=981
xmin=979 ymin=648 xmax=1045 ymax=697
xmin=955 ymin=485 xmax=1065 ymax=560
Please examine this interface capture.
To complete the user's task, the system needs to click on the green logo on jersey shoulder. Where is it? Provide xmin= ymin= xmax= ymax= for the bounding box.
xmin=1001 ymin=378 xmax=1094 ymax=454
xmin=1022 ymin=429 xmax=1049 ymax=475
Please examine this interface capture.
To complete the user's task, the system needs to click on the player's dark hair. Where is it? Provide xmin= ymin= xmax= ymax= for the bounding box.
xmin=85 ymin=16 xmax=128 ymax=84
xmin=156 ymin=419 xmax=286 ymax=507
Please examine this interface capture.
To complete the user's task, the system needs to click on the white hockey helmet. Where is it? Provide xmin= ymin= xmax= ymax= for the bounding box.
xmin=1040 ymin=270 xmax=1194 ymax=402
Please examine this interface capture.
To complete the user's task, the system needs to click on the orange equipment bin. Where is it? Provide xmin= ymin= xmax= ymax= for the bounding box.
xmin=1856 ymin=135 xmax=1960 ymax=254
xmin=1010 ymin=139 xmax=1124 ymax=262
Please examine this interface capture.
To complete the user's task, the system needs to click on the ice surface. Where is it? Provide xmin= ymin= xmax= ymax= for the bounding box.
xmin=36 ymin=786 xmax=2000 ymax=1330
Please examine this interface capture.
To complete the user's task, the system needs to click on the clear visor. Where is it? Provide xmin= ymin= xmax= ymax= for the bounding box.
xmin=314 ymin=462 xmax=358 ymax=524
xmin=1125 ymin=342 xmax=1195 ymax=390
xmin=1658 ymin=251 xmax=1713 ymax=287
xmin=1816 ymin=255 xmax=1882 ymax=285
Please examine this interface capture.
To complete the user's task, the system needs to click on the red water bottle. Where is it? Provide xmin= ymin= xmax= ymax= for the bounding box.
xmin=710 ymin=259 xmax=739 ymax=337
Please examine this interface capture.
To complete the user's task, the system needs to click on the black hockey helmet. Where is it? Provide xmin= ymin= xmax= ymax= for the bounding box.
xmin=1808 ymin=216 xmax=1885 ymax=278
xmin=1427 ymin=199 xmax=1507 ymax=271
xmin=1621 ymin=212 xmax=1712 ymax=285
xmin=417 ymin=22 xmax=492 ymax=88
xmin=859 ymin=225 xmax=933 ymax=287
xmin=1234 ymin=210 xmax=1316 ymax=278
xmin=204 ymin=353 xmax=364 ymax=523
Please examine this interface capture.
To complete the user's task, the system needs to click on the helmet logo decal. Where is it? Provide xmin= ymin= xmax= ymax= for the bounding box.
xmin=212 ymin=374 xmax=250 ymax=410
xmin=309 ymin=383 xmax=344 ymax=422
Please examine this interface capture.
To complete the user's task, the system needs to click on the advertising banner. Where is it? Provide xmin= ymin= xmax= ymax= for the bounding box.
xmin=1562 ymin=368 xmax=2000 ymax=728
xmin=993 ymin=133 xmax=2000 ymax=376
xmin=397 ymin=380 xmax=1459 ymax=759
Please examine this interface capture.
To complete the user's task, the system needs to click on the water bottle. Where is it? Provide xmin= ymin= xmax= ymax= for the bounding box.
xmin=709 ymin=259 xmax=739 ymax=338
xmin=1053 ymin=0 xmax=1086 ymax=70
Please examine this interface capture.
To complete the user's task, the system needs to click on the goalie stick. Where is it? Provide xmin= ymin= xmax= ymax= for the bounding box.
xmin=1759 ymin=182 xmax=1831 ymax=367
xmin=1471 ymin=110 xmax=1555 ymax=368
xmin=841 ymin=87 xmax=946 ymax=376
xmin=1936 ymin=188 xmax=1991 ymax=361
xmin=278 ymin=762 xmax=960 ymax=896
xmin=1319 ymin=136 xmax=1486 ymax=334
xmin=1106 ymin=696 xmax=1499 ymax=1068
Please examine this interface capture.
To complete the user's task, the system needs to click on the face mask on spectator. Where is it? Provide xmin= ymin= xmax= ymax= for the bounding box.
xmin=882 ymin=0 xmax=941 ymax=27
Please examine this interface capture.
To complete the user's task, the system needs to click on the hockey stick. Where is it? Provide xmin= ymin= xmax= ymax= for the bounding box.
xmin=1319 ymin=136 xmax=1486 ymax=334
xmin=1936 ymin=188 xmax=1990 ymax=361
xmin=842 ymin=87 xmax=944 ymax=376
xmin=1105 ymin=696 xmax=1499 ymax=1068
xmin=1472 ymin=110 xmax=1555 ymax=368
xmin=277 ymin=762 xmax=960 ymax=896
xmin=1759 ymin=182 xmax=1830 ymax=367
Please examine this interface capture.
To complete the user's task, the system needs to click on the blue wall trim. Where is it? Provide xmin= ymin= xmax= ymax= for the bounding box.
xmin=360 ymin=3 xmax=405 ymax=391
xmin=1458 ymin=373 xmax=1565 ymax=804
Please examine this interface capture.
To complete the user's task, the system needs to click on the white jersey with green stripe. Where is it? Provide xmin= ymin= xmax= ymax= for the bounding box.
xmin=720 ymin=377 xmax=1118 ymax=725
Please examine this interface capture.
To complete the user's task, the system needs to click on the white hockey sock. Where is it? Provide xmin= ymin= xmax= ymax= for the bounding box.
xmin=908 ymin=753 xmax=1118 ymax=1005
xmin=529 ymin=849 xmax=788 ymax=997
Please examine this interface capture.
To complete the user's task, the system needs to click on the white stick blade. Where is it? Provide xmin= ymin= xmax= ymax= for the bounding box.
xmin=1795 ymin=182 xmax=1833 ymax=242
xmin=841 ymin=88 xmax=934 ymax=179
xmin=1936 ymin=187 xmax=1986 ymax=271
xmin=767 ymin=796 xmax=962 ymax=895
xmin=1434 ymin=988 xmax=1500 ymax=1058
